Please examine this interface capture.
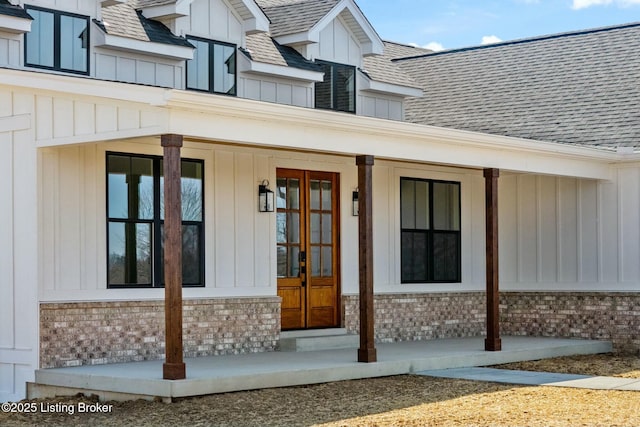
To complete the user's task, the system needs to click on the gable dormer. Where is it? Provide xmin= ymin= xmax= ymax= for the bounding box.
xmin=137 ymin=0 xmax=269 ymax=34
xmin=258 ymin=0 xmax=383 ymax=58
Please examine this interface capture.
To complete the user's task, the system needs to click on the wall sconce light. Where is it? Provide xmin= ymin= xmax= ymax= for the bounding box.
xmin=352 ymin=189 xmax=359 ymax=216
xmin=258 ymin=179 xmax=274 ymax=212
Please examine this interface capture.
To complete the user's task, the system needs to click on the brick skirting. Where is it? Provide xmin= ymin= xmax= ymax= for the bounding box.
xmin=342 ymin=292 xmax=487 ymax=342
xmin=40 ymin=297 xmax=281 ymax=368
xmin=500 ymin=292 xmax=640 ymax=354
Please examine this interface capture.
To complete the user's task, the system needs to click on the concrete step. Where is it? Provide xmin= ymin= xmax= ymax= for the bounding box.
xmin=279 ymin=328 xmax=360 ymax=352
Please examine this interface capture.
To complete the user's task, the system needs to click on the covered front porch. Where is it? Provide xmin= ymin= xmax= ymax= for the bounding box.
xmin=29 ymin=336 xmax=611 ymax=402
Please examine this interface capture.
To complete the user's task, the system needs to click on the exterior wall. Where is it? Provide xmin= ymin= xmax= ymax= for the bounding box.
xmin=309 ymin=15 xmax=362 ymax=67
xmin=94 ymin=49 xmax=186 ymax=89
xmin=0 ymin=31 xmax=21 ymax=67
xmin=0 ymin=89 xmax=39 ymax=403
xmin=39 ymin=297 xmax=280 ymax=368
xmin=499 ymin=170 xmax=640 ymax=292
xmin=343 ymin=293 xmax=486 ymax=342
xmin=238 ymin=74 xmax=314 ymax=107
xmin=39 ymin=142 xmax=362 ymax=302
xmin=501 ymin=292 xmax=640 ymax=354
xmin=358 ymin=91 xmax=403 ymax=121
xmin=367 ymin=161 xmax=487 ymax=295
xmin=174 ymin=0 xmax=244 ymax=46
xmin=21 ymin=0 xmax=97 ymax=16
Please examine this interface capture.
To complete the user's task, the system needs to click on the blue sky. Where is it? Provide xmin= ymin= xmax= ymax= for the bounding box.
xmin=357 ymin=0 xmax=640 ymax=51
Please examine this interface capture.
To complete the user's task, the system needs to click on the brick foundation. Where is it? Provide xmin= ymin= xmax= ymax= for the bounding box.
xmin=343 ymin=292 xmax=487 ymax=342
xmin=40 ymin=297 xmax=280 ymax=368
xmin=501 ymin=292 xmax=640 ymax=354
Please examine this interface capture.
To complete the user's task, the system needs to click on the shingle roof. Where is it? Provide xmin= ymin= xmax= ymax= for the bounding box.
xmin=95 ymin=2 xmax=192 ymax=47
xmin=255 ymin=0 xmax=339 ymax=37
xmin=397 ymin=23 xmax=640 ymax=150
xmin=361 ymin=41 xmax=426 ymax=89
xmin=0 ymin=0 xmax=32 ymax=20
xmin=242 ymin=32 xmax=322 ymax=72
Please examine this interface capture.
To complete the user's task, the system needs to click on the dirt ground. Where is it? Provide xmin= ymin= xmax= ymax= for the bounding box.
xmin=1 ymin=354 xmax=639 ymax=427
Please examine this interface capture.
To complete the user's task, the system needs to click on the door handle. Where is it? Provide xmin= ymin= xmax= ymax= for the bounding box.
xmin=299 ymin=251 xmax=306 ymax=287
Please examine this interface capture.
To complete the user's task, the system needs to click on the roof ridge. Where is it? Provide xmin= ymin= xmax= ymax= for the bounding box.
xmin=393 ymin=21 xmax=640 ymax=62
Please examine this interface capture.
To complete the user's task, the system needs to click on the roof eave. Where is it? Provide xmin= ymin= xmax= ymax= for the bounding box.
xmin=0 ymin=13 xmax=31 ymax=33
xmin=360 ymin=78 xmax=423 ymax=97
xmin=238 ymin=53 xmax=324 ymax=82
xmin=94 ymin=29 xmax=194 ymax=60
xmin=140 ymin=1 xmax=191 ymax=20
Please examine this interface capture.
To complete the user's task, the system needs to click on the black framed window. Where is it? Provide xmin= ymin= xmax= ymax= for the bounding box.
xmin=186 ymin=36 xmax=236 ymax=96
xmin=315 ymin=60 xmax=356 ymax=113
xmin=25 ymin=6 xmax=89 ymax=75
xmin=107 ymin=153 xmax=204 ymax=288
xmin=401 ymin=178 xmax=461 ymax=283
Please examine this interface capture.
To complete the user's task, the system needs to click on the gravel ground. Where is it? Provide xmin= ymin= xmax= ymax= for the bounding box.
xmin=1 ymin=354 xmax=639 ymax=427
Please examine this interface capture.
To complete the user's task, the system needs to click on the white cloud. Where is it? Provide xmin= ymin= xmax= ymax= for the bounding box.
xmin=481 ymin=35 xmax=503 ymax=45
xmin=572 ymin=0 xmax=640 ymax=9
xmin=424 ymin=41 xmax=445 ymax=51
xmin=411 ymin=41 xmax=445 ymax=51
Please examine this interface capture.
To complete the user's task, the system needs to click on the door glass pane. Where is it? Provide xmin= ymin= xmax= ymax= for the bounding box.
xmin=60 ymin=15 xmax=87 ymax=72
xmin=108 ymin=222 xmax=152 ymax=285
xmin=288 ymin=246 xmax=300 ymax=277
xmin=277 ymin=246 xmax=287 ymax=278
xmin=310 ymin=213 xmax=320 ymax=244
xmin=311 ymin=246 xmax=321 ymax=277
xmin=287 ymin=212 xmax=300 ymax=243
xmin=322 ymin=246 xmax=332 ymax=276
xmin=276 ymin=213 xmax=287 ymax=243
xmin=26 ymin=9 xmax=54 ymax=67
xmin=187 ymin=39 xmax=209 ymax=91
xmin=310 ymin=180 xmax=320 ymax=210
xmin=276 ymin=178 xmax=287 ymax=209
xmin=288 ymin=179 xmax=300 ymax=210
xmin=321 ymin=181 xmax=332 ymax=210
xmin=321 ymin=214 xmax=332 ymax=244
xmin=433 ymin=183 xmax=460 ymax=231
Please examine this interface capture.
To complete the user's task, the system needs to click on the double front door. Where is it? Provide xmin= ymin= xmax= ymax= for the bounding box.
xmin=276 ymin=169 xmax=340 ymax=330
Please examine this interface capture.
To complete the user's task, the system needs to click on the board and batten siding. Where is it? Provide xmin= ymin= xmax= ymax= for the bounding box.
xmin=238 ymin=75 xmax=314 ymax=108
xmin=93 ymin=49 xmax=185 ymax=89
xmin=0 ymin=89 xmax=39 ymax=403
xmin=39 ymin=142 xmax=364 ymax=301
xmin=0 ymin=32 xmax=21 ymax=68
xmin=174 ymin=0 xmax=244 ymax=47
xmin=499 ymin=171 xmax=639 ymax=291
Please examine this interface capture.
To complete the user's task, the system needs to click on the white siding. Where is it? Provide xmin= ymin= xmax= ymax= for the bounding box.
xmin=238 ymin=75 xmax=314 ymax=107
xmin=0 ymin=89 xmax=38 ymax=403
xmin=94 ymin=50 xmax=185 ymax=89
xmin=309 ymin=16 xmax=362 ymax=67
xmin=175 ymin=0 xmax=244 ymax=46
xmin=499 ymin=170 xmax=640 ymax=292
xmin=0 ymin=32 xmax=21 ymax=68
xmin=358 ymin=93 xmax=404 ymax=121
xmin=24 ymin=0 xmax=97 ymax=15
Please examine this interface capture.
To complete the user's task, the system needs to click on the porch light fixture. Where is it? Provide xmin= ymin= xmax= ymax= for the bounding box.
xmin=258 ymin=179 xmax=274 ymax=212
xmin=352 ymin=189 xmax=359 ymax=216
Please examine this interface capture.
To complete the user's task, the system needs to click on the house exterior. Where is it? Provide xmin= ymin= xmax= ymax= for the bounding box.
xmin=0 ymin=0 xmax=638 ymax=402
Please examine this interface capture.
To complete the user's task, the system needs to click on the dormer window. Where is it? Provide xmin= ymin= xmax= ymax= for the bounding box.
xmin=315 ymin=60 xmax=355 ymax=114
xmin=186 ymin=36 xmax=237 ymax=96
xmin=24 ymin=6 xmax=89 ymax=75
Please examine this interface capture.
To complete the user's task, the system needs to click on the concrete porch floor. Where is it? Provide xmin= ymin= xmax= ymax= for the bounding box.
xmin=29 ymin=336 xmax=612 ymax=402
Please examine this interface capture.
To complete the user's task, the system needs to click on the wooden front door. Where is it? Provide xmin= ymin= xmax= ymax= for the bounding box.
xmin=276 ymin=169 xmax=340 ymax=330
